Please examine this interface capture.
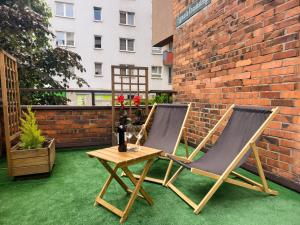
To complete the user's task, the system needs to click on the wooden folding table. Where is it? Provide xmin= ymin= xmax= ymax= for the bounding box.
xmin=87 ymin=144 xmax=162 ymax=223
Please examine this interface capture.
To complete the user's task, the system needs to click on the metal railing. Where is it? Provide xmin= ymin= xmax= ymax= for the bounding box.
xmin=19 ymin=88 xmax=175 ymax=106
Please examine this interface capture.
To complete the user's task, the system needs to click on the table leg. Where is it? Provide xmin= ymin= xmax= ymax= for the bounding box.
xmin=94 ymin=164 xmax=117 ymax=206
xmin=95 ymin=159 xmax=130 ymax=206
xmin=122 ymin=167 xmax=153 ymax=206
xmin=120 ymin=159 xmax=154 ymax=223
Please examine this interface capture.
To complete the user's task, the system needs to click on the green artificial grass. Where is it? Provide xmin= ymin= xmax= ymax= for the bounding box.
xmin=0 ymin=144 xmax=300 ymax=225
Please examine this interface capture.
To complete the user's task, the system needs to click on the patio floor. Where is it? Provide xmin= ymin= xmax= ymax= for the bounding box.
xmin=0 ymin=144 xmax=299 ymax=225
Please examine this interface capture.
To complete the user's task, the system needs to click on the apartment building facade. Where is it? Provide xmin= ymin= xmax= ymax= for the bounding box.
xmin=45 ymin=0 xmax=172 ymax=105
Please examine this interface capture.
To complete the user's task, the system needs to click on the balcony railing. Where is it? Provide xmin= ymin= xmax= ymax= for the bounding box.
xmin=19 ymin=88 xmax=175 ymax=106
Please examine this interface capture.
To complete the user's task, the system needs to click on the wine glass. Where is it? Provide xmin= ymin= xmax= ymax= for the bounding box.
xmin=134 ymin=125 xmax=144 ymax=151
xmin=113 ymin=131 xmax=118 ymax=144
xmin=126 ymin=124 xmax=134 ymax=149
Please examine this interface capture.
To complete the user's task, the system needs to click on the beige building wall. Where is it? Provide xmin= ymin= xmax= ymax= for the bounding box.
xmin=152 ymin=0 xmax=173 ymax=46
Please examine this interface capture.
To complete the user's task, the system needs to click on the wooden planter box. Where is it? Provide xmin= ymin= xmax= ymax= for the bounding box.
xmin=10 ymin=139 xmax=56 ymax=176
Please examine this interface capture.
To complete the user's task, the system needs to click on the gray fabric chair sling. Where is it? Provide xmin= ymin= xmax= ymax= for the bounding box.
xmin=132 ymin=103 xmax=191 ymax=186
xmin=167 ymin=104 xmax=279 ymax=214
xmin=144 ymin=104 xmax=189 ymax=154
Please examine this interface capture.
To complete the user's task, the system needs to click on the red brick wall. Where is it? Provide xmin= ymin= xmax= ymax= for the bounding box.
xmin=173 ymin=0 xmax=300 ymax=185
xmin=32 ymin=106 xmax=112 ymax=148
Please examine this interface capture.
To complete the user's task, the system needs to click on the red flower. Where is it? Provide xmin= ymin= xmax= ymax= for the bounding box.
xmin=117 ymin=95 xmax=125 ymax=103
xmin=133 ymin=95 xmax=141 ymax=106
xmin=117 ymin=95 xmax=125 ymax=109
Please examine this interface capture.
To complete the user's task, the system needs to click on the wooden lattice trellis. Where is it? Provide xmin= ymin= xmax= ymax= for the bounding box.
xmin=0 ymin=50 xmax=21 ymax=176
xmin=111 ymin=65 xmax=149 ymax=144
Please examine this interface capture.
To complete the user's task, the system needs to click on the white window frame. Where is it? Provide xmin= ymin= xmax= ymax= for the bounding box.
xmin=119 ymin=38 xmax=135 ymax=52
xmin=151 ymin=66 xmax=162 ymax=79
xmin=119 ymin=11 xmax=135 ymax=26
xmin=94 ymin=62 xmax=103 ymax=77
xmin=55 ymin=2 xmax=74 ymax=18
xmin=152 ymin=47 xmax=163 ymax=55
xmin=93 ymin=6 xmax=102 ymax=22
xmin=55 ymin=31 xmax=75 ymax=47
xmin=94 ymin=35 xmax=102 ymax=49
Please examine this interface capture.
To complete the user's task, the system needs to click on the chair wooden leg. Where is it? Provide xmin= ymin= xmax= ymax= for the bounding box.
xmin=163 ymin=160 xmax=174 ymax=186
xmin=194 ymin=176 xmax=225 ymax=214
xmin=120 ymin=159 xmax=154 ymax=223
xmin=167 ymin=167 xmax=197 ymax=210
xmin=166 ymin=166 xmax=184 ymax=186
xmin=184 ymin=128 xmax=189 ymax=158
xmin=251 ymin=143 xmax=278 ymax=195
xmin=231 ymin=171 xmax=264 ymax=188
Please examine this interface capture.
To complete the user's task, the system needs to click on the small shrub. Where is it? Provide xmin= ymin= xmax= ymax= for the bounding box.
xmin=149 ymin=93 xmax=172 ymax=104
xmin=20 ymin=106 xmax=45 ymax=149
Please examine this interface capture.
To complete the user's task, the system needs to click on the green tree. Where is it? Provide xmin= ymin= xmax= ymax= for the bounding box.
xmin=0 ymin=0 xmax=88 ymax=104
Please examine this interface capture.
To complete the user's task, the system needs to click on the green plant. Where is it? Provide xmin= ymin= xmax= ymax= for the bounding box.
xmin=20 ymin=106 xmax=45 ymax=149
xmin=149 ymin=93 xmax=172 ymax=104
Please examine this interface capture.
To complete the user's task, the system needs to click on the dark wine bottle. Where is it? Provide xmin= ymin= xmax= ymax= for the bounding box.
xmin=117 ymin=125 xmax=127 ymax=152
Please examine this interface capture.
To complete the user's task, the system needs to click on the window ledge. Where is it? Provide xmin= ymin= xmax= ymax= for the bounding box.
xmin=119 ymin=23 xmax=136 ymax=27
xmin=119 ymin=50 xmax=136 ymax=53
xmin=152 ymin=52 xmax=163 ymax=55
xmin=94 ymin=75 xmax=103 ymax=77
xmin=55 ymin=15 xmax=75 ymax=19
xmin=94 ymin=20 xmax=103 ymax=23
xmin=94 ymin=48 xmax=103 ymax=50
xmin=57 ymin=45 xmax=76 ymax=49
xmin=151 ymin=77 xmax=162 ymax=80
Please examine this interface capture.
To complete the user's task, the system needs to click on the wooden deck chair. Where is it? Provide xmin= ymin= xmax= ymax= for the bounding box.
xmin=167 ymin=104 xmax=279 ymax=214
xmin=127 ymin=103 xmax=191 ymax=186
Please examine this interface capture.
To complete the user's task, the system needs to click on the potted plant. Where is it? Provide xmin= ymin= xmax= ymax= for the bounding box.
xmin=10 ymin=106 xmax=55 ymax=176
xmin=117 ymin=95 xmax=129 ymax=126
xmin=133 ymin=95 xmax=144 ymax=125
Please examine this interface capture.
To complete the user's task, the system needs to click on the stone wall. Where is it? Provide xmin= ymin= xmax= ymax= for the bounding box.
xmin=173 ymin=0 xmax=300 ymax=188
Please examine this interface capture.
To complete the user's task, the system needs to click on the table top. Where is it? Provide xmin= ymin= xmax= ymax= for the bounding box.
xmin=87 ymin=144 xmax=162 ymax=166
